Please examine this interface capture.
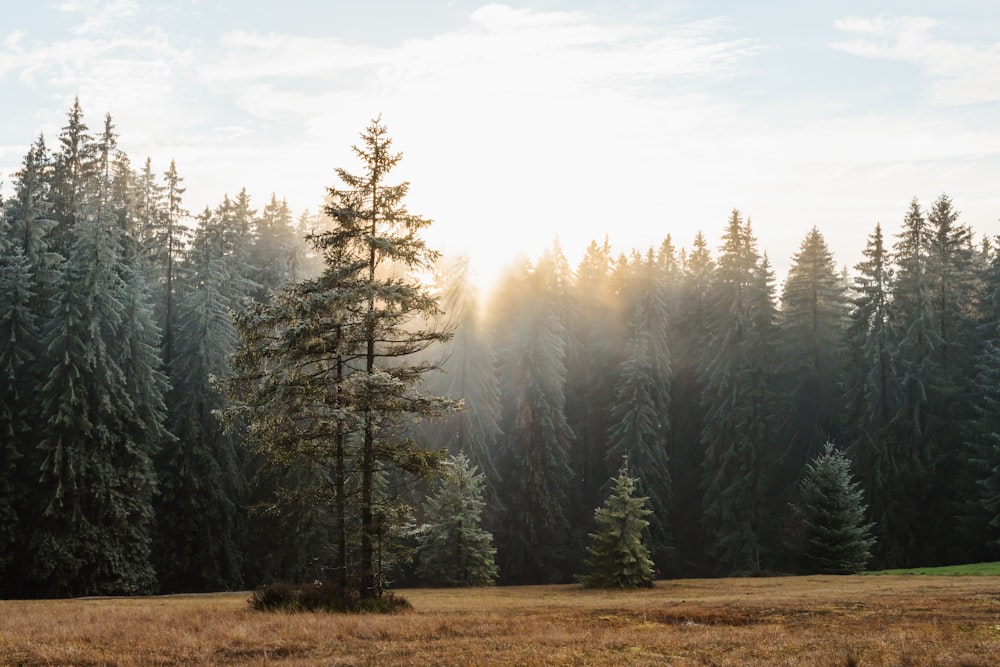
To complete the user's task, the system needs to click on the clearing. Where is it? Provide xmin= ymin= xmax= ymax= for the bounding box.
xmin=1 ymin=574 xmax=999 ymax=665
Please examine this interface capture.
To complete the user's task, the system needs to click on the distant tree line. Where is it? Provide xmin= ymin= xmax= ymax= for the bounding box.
xmin=1 ymin=101 xmax=998 ymax=596
xmin=430 ymin=198 xmax=1000 ymax=582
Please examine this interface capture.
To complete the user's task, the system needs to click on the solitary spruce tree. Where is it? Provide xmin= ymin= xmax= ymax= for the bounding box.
xmin=579 ymin=461 xmax=655 ymax=588
xmin=416 ymin=453 xmax=498 ymax=586
xmin=229 ymin=116 xmax=455 ymax=599
xmin=796 ymin=442 xmax=875 ymax=574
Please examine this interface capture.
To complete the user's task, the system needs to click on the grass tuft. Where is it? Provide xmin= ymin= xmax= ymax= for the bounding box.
xmin=249 ymin=580 xmax=412 ymax=614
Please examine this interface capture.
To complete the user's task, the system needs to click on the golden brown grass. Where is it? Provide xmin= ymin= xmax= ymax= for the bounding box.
xmin=2 ymin=575 xmax=999 ymax=665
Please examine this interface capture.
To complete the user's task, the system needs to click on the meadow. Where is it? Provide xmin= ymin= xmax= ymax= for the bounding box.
xmin=1 ymin=573 xmax=999 ymax=666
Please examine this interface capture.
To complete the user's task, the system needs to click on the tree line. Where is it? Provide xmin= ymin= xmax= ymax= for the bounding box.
xmin=454 ymin=197 xmax=1000 ymax=582
xmin=1 ymin=101 xmax=998 ymax=596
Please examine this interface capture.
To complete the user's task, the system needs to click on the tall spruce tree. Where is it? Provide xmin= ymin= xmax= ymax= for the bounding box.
xmin=494 ymin=249 xmax=576 ymax=584
xmin=30 ymin=109 xmax=157 ymax=595
xmin=669 ymin=231 xmax=714 ymax=574
xmin=886 ymin=198 xmax=947 ymax=566
xmin=0 ymin=236 xmax=38 ymax=592
xmin=155 ymin=203 xmax=246 ymax=592
xmin=605 ymin=252 xmax=672 ymax=561
xmin=0 ymin=136 xmax=60 ymax=594
xmin=775 ymin=227 xmax=848 ymax=542
xmin=249 ymin=193 xmax=301 ymax=300
xmin=152 ymin=159 xmax=189 ymax=372
xmin=698 ymin=210 xmax=778 ymax=574
xmin=923 ymin=194 xmax=978 ymax=562
xmin=566 ymin=238 xmax=624 ymax=545
xmin=230 ymin=117 xmax=454 ymax=599
xmin=966 ymin=337 xmax=1000 ymax=556
xmin=778 ymin=227 xmax=847 ymax=457
xmin=844 ymin=223 xmax=899 ymax=567
xmin=962 ymin=237 xmax=1000 ymax=558
xmin=47 ymin=97 xmax=97 ymax=256
xmin=102 ymin=118 xmax=175 ymax=594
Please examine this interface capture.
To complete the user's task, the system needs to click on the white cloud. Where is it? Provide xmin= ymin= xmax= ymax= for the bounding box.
xmin=197 ymin=6 xmax=757 ymax=112
xmin=199 ymin=32 xmax=384 ymax=83
xmin=3 ymin=31 xmax=24 ymax=51
xmin=58 ymin=0 xmax=138 ymax=36
xmin=177 ymin=3 xmax=762 ymax=235
xmin=832 ymin=15 xmax=1000 ymax=105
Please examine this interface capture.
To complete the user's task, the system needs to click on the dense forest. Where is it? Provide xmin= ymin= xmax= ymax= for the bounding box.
xmin=1 ymin=101 xmax=999 ymax=596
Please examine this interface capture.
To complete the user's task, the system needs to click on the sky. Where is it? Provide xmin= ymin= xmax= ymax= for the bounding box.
xmin=2 ymin=0 xmax=1000 ymax=292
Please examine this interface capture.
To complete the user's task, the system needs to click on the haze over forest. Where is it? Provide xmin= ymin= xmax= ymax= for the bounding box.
xmin=3 ymin=2 xmax=1000 ymax=292
xmin=1 ymin=100 xmax=999 ymax=597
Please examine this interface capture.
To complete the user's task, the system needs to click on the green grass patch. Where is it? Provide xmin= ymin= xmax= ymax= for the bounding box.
xmin=865 ymin=561 xmax=1000 ymax=576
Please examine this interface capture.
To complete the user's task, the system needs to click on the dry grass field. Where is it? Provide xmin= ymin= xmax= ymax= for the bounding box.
xmin=1 ymin=575 xmax=999 ymax=666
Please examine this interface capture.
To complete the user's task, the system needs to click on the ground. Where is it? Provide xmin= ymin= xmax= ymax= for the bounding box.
xmin=1 ymin=575 xmax=998 ymax=665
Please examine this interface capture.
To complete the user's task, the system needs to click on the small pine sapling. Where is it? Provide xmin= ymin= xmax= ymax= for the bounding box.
xmin=796 ymin=442 xmax=876 ymax=574
xmin=578 ymin=461 xmax=655 ymax=588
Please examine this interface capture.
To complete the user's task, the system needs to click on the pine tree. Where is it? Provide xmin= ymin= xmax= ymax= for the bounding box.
xmin=886 ymin=197 xmax=948 ymax=566
xmin=30 ymin=111 xmax=157 ymax=595
xmin=796 ymin=442 xmax=875 ymax=574
xmin=698 ymin=210 xmax=778 ymax=574
xmin=669 ymin=231 xmax=714 ymax=574
xmin=775 ymin=227 xmax=848 ymax=557
xmin=967 ymin=338 xmax=1000 ymax=555
xmin=566 ymin=238 xmax=623 ymax=551
xmin=923 ymin=194 xmax=978 ymax=562
xmin=777 ymin=227 xmax=847 ymax=460
xmin=155 ymin=203 xmax=245 ymax=592
xmin=605 ymin=252 xmax=672 ymax=560
xmin=844 ymin=223 xmax=898 ymax=566
xmin=0 ymin=240 xmax=38 ymax=592
xmin=104 ymin=119 xmax=175 ymax=594
xmin=494 ymin=250 xmax=576 ymax=584
xmin=47 ymin=97 xmax=97 ymax=256
xmin=578 ymin=461 xmax=655 ymax=588
xmin=249 ymin=193 xmax=301 ymax=300
xmin=230 ymin=117 xmax=455 ymax=599
xmin=963 ymin=241 xmax=1000 ymax=557
xmin=151 ymin=159 xmax=189 ymax=372
xmin=415 ymin=453 xmax=498 ymax=586
xmin=0 ymin=135 xmax=59 ymax=594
